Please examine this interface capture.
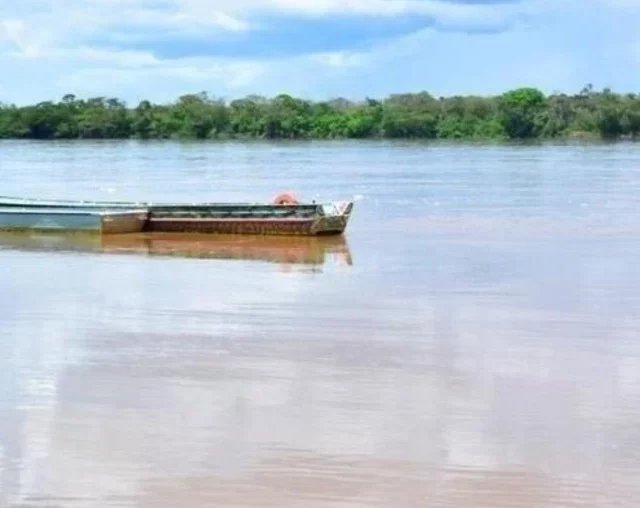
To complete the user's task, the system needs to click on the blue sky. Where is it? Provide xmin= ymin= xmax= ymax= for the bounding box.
xmin=0 ymin=0 xmax=639 ymax=105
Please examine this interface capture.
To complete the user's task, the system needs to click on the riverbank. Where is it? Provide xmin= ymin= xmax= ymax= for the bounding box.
xmin=1 ymin=86 xmax=638 ymax=142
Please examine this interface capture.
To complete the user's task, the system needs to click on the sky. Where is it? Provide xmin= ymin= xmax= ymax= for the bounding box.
xmin=0 ymin=0 xmax=639 ymax=105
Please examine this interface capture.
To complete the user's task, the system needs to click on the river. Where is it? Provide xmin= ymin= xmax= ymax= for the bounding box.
xmin=1 ymin=140 xmax=639 ymax=507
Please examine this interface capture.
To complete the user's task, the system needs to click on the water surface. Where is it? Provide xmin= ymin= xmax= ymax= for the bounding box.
xmin=1 ymin=140 xmax=640 ymax=507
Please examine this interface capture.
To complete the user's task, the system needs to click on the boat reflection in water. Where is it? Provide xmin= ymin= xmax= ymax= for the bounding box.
xmin=0 ymin=232 xmax=353 ymax=269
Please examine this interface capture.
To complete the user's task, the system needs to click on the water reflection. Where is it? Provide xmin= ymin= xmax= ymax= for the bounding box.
xmin=0 ymin=232 xmax=353 ymax=268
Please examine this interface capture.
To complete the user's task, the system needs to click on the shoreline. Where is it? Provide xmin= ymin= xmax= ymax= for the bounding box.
xmin=1 ymin=136 xmax=636 ymax=145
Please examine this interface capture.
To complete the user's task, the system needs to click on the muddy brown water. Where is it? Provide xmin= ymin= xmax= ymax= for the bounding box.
xmin=1 ymin=140 xmax=640 ymax=507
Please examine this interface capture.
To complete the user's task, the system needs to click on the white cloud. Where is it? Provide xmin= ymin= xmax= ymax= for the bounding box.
xmin=195 ymin=0 xmax=521 ymax=30
xmin=267 ymin=0 xmax=516 ymax=21
xmin=1 ymin=0 xmax=519 ymax=46
xmin=110 ymin=5 xmax=251 ymax=32
xmin=0 ymin=0 xmax=524 ymax=101
xmin=1 ymin=1 xmax=251 ymax=57
xmin=0 ymin=18 xmax=50 ymax=57
xmin=5 ymin=44 xmax=160 ymax=66
xmin=56 ymin=58 xmax=266 ymax=99
xmin=309 ymin=51 xmax=365 ymax=68
xmin=1 ymin=0 xmax=640 ymax=105
xmin=0 ymin=0 xmax=523 ymax=54
xmin=71 ymin=47 xmax=160 ymax=67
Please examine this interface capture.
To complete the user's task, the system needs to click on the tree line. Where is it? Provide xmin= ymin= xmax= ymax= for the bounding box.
xmin=1 ymin=85 xmax=639 ymax=141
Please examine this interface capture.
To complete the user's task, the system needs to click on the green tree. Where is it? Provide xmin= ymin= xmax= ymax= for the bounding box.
xmin=498 ymin=87 xmax=546 ymax=138
xmin=2 ymin=86 xmax=640 ymax=141
xmin=229 ymin=95 xmax=269 ymax=137
xmin=595 ymin=88 xmax=625 ymax=139
xmin=623 ymin=94 xmax=640 ymax=139
xmin=382 ymin=92 xmax=439 ymax=138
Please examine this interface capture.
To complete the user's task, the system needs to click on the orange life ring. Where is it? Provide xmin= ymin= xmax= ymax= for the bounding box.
xmin=272 ymin=192 xmax=299 ymax=205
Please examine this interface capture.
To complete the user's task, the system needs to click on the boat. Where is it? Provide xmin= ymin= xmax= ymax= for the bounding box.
xmin=0 ymin=231 xmax=353 ymax=266
xmin=0 ymin=193 xmax=354 ymax=236
xmin=0 ymin=207 xmax=148 ymax=234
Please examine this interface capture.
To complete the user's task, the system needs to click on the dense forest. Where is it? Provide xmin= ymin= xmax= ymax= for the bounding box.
xmin=1 ymin=85 xmax=639 ymax=141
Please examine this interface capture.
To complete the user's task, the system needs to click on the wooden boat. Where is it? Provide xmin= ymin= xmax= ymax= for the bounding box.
xmin=0 ymin=193 xmax=354 ymax=236
xmin=0 ymin=207 xmax=148 ymax=234
xmin=0 ymin=232 xmax=353 ymax=266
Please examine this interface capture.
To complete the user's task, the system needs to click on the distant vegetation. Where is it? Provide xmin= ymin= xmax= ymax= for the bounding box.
xmin=1 ymin=85 xmax=639 ymax=141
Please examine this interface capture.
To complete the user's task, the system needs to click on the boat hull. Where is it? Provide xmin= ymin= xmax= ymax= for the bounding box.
xmin=0 ymin=196 xmax=354 ymax=236
xmin=0 ymin=208 xmax=148 ymax=234
xmin=147 ymin=215 xmax=349 ymax=236
xmin=144 ymin=201 xmax=353 ymax=236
